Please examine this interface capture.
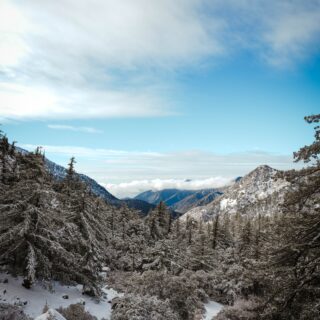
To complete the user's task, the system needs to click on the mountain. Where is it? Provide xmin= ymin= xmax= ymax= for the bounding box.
xmin=17 ymin=147 xmax=155 ymax=215
xmin=134 ymin=188 xmax=224 ymax=213
xmin=182 ymin=165 xmax=291 ymax=221
xmin=171 ymin=189 xmax=223 ymax=213
xmin=135 ymin=189 xmax=195 ymax=206
xmin=123 ymin=198 xmax=156 ymax=214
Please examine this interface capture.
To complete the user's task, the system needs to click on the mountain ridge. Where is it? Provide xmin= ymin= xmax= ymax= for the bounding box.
xmin=182 ymin=165 xmax=291 ymax=221
xmin=134 ymin=187 xmax=225 ymax=213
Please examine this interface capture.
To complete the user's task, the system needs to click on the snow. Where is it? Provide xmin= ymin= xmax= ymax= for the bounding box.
xmin=203 ymin=300 xmax=223 ymax=320
xmin=35 ymin=309 xmax=66 ymax=320
xmin=0 ymin=273 xmax=123 ymax=319
xmin=220 ymin=198 xmax=237 ymax=210
xmin=179 ymin=207 xmax=209 ymax=222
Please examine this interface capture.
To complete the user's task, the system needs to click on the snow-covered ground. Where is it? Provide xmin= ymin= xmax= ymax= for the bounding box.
xmin=203 ymin=300 xmax=223 ymax=320
xmin=0 ymin=273 xmax=122 ymax=319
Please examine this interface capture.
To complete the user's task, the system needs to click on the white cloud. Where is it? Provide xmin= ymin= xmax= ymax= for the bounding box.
xmin=103 ymin=177 xmax=233 ymax=198
xmin=0 ymin=83 xmax=58 ymax=119
xmin=1 ymin=0 xmax=320 ymax=121
xmin=262 ymin=2 xmax=320 ymax=66
xmin=0 ymin=1 xmax=30 ymax=67
xmin=18 ymin=0 xmax=223 ymax=71
xmin=0 ymin=0 xmax=223 ymax=121
xmin=0 ymin=82 xmax=172 ymax=120
xmin=48 ymin=124 xmax=102 ymax=134
xmin=20 ymin=143 xmax=302 ymax=197
xmin=207 ymin=0 xmax=320 ymax=67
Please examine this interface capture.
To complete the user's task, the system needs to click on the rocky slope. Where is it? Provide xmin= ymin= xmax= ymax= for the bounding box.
xmin=182 ymin=165 xmax=290 ymax=221
xmin=171 ymin=189 xmax=223 ymax=213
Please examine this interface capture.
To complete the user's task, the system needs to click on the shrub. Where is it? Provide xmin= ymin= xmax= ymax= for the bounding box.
xmin=111 ymin=294 xmax=179 ymax=320
xmin=0 ymin=303 xmax=30 ymax=320
xmin=215 ymin=298 xmax=260 ymax=320
xmin=56 ymin=304 xmax=97 ymax=320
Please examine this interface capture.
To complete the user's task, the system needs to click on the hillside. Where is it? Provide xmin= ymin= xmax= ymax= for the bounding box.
xmin=171 ymin=189 xmax=223 ymax=213
xmin=182 ymin=165 xmax=290 ymax=221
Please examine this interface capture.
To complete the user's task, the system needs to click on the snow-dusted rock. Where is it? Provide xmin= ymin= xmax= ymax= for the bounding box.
xmin=35 ymin=309 xmax=66 ymax=320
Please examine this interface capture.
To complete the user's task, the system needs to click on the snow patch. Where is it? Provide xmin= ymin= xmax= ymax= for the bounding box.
xmin=179 ymin=206 xmax=208 ymax=222
xmin=220 ymin=198 xmax=237 ymax=210
xmin=203 ymin=300 xmax=223 ymax=319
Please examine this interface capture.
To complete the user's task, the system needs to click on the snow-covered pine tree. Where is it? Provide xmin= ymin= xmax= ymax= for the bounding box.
xmin=262 ymin=114 xmax=320 ymax=319
xmin=0 ymin=144 xmax=110 ymax=295
xmin=0 ymin=149 xmax=79 ymax=288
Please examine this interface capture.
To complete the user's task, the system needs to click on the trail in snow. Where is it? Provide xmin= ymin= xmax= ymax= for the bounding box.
xmin=203 ymin=300 xmax=223 ymax=320
xmin=0 ymin=273 xmax=122 ymax=319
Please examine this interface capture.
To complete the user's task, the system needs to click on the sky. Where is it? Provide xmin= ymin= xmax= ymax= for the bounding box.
xmin=0 ymin=0 xmax=319 ymax=198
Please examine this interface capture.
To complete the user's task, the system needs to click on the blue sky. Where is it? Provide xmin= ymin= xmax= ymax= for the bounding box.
xmin=0 ymin=0 xmax=319 ymax=197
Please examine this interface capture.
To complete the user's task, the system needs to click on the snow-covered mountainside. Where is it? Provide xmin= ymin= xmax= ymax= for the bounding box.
xmin=182 ymin=165 xmax=290 ymax=221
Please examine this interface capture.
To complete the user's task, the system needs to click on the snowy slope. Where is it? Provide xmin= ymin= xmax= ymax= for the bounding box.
xmin=203 ymin=300 xmax=223 ymax=320
xmin=182 ymin=165 xmax=290 ymax=222
xmin=0 ymin=273 xmax=122 ymax=319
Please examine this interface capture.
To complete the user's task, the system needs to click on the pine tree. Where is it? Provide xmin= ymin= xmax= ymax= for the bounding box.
xmin=263 ymin=114 xmax=320 ymax=319
xmin=174 ymin=217 xmax=181 ymax=239
xmin=0 ymin=146 xmax=108 ymax=295
xmin=67 ymin=156 xmax=76 ymax=179
xmin=211 ymin=214 xmax=219 ymax=250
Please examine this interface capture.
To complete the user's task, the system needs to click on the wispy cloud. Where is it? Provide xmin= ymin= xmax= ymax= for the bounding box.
xmin=48 ymin=124 xmax=102 ymax=134
xmin=261 ymin=1 xmax=320 ymax=66
xmin=20 ymin=144 xmax=163 ymax=158
xmin=20 ymin=143 xmax=302 ymax=197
